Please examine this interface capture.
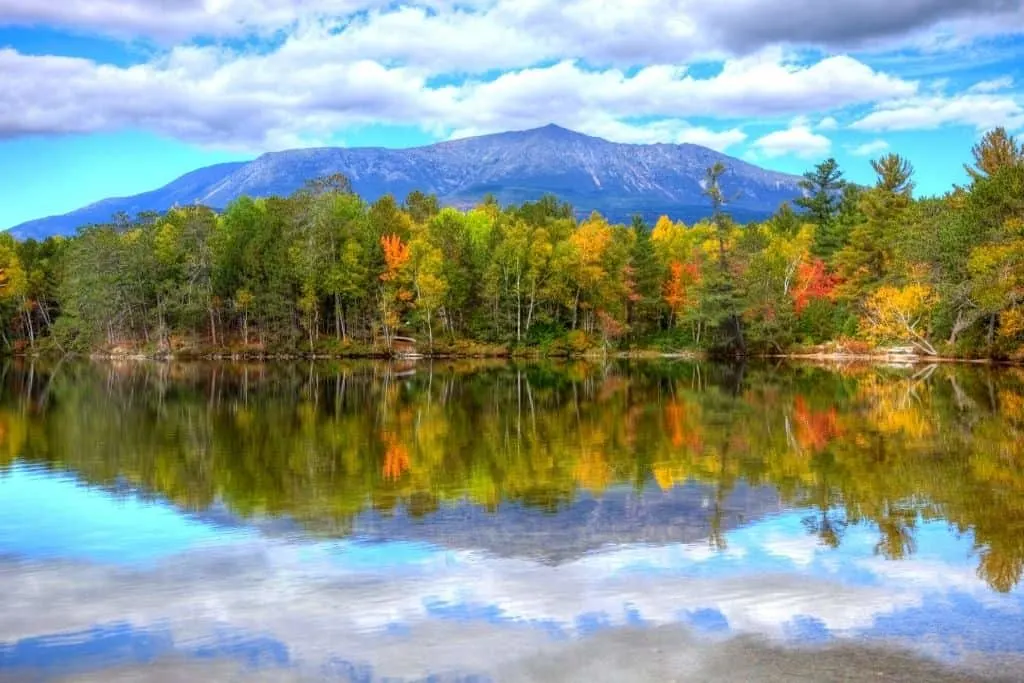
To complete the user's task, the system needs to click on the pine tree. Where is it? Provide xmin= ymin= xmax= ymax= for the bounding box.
xmin=795 ymin=158 xmax=848 ymax=259
xmin=703 ymin=162 xmax=746 ymax=355
xmin=965 ymin=127 xmax=1024 ymax=183
xmin=627 ymin=215 xmax=664 ymax=339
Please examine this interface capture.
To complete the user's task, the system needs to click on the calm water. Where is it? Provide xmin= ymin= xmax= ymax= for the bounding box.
xmin=1 ymin=359 xmax=1023 ymax=682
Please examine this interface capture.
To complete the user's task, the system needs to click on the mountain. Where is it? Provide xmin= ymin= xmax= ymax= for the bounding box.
xmin=6 ymin=124 xmax=804 ymax=240
xmin=191 ymin=481 xmax=783 ymax=565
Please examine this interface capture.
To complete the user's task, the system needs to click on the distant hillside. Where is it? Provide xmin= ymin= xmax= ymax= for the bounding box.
xmin=6 ymin=124 xmax=804 ymax=240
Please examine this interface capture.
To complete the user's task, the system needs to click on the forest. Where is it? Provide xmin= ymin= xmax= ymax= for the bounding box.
xmin=0 ymin=127 xmax=1022 ymax=359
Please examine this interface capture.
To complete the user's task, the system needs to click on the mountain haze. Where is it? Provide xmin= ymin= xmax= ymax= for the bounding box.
xmin=7 ymin=125 xmax=804 ymax=239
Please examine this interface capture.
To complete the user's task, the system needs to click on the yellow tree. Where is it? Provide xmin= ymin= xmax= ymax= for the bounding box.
xmin=408 ymin=236 xmax=448 ymax=349
xmin=967 ymin=219 xmax=1024 ymax=348
xmin=568 ymin=212 xmax=613 ymax=332
xmin=650 ymin=215 xmax=688 ymax=262
xmin=861 ymin=283 xmax=938 ymax=355
xmin=0 ymin=237 xmax=27 ymax=350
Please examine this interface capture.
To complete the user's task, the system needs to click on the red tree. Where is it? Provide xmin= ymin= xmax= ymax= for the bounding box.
xmin=792 ymin=259 xmax=838 ymax=314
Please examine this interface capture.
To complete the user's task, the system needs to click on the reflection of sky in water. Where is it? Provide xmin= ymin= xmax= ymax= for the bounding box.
xmin=0 ymin=464 xmax=443 ymax=570
xmin=1 ymin=462 xmax=1023 ymax=680
xmin=0 ymin=465 xmax=250 ymax=564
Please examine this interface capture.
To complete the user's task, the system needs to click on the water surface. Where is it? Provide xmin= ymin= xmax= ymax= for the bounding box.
xmin=1 ymin=360 xmax=1023 ymax=681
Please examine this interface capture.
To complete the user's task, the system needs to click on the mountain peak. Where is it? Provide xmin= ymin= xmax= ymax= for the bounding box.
xmin=483 ymin=123 xmax=599 ymax=143
xmin=530 ymin=123 xmax=592 ymax=139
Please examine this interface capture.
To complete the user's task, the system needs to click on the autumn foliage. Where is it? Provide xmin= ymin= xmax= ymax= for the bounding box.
xmin=792 ymin=396 xmax=843 ymax=452
xmin=382 ymin=432 xmax=410 ymax=481
xmin=791 ymin=259 xmax=838 ymax=314
xmin=663 ymin=260 xmax=700 ymax=324
xmin=380 ymin=234 xmax=410 ymax=281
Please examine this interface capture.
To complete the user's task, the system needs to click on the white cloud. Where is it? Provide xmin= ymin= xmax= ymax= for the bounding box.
xmin=0 ymin=46 xmax=914 ymax=151
xmin=431 ymin=52 xmax=915 ymax=143
xmin=967 ymin=75 xmax=1014 ymax=93
xmin=850 ymin=93 xmax=1024 ymax=132
xmin=751 ymin=119 xmax=832 ymax=159
xmin=817 ymin=116 xmax=839 ymax=130
xmin=2 ymin=0 xmax=1020 ymax=60
xmin=0 ymin=47 xmax=443 ymax=149
xmin=675 ymin=127 xmax=749 ymax=151
xmin=3 ymin=0 xmax=1021 ymax=151
xmin=0 ymin=0 xmax=395 ymax=41
xmin=849 ymin=139 xmax=890 ymax=156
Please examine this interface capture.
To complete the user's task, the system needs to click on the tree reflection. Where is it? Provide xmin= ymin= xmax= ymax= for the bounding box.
xmin=1 ymin=358 xmax=1023 ymax=593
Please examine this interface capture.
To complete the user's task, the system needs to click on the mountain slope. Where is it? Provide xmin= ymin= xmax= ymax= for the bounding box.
xmin=7 ymin=162 xmax=249 ymax=240
xmin=7 ymin=125 xmax=803 ymax=239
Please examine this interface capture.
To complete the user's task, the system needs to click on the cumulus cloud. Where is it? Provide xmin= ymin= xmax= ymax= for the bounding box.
xmin=751 ymin=119 xmax=832 ymax=159
xmin=850 ymin=93 xmax=1024 ymax=132
xmin=0 ymin=45 xmax=915 ymax=150
xmin=1 ymin=0 xmax=1020 ymax=59
xmin=0 ymin=47 xmax=445 ymax=149
xmin=1 ymin=0 xmax=1019 ymax=151
xmin=438 ymin=53 xmax=914 ymax=135
xmin=849 ymin=139 xmax=890 ymax=156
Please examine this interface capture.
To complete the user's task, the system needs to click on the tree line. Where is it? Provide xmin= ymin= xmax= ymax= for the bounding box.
xmin=1 ymin=127 xmax=1022 ymax=358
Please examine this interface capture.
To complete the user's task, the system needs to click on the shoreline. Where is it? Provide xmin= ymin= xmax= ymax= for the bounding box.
xmin=762 ymin=351 xmax=1006 ymax=365
xmin=2 ymin=347 xmax=1019 ymax=365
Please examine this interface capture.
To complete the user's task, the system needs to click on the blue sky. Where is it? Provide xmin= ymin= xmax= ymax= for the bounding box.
xmin=1 ymin=1 xmax=1023 ymax=229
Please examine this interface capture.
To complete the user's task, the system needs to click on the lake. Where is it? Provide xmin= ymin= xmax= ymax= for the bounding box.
xmin=1 ymin=359 xmax=1023 ymax=682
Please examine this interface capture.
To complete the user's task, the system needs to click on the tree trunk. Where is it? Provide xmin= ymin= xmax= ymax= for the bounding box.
xmin=38 ymin=303 xmax=54 ymax=335
xmin=526 ymin=290 xmax=536 ymax=338
xmin=22 ymin=299 xmax=35 ymax=352
xmin=572 ymin=287 xmax=581 ymax=329
xmin=209 ymin=307 xmax=218 ymax=347
xmin=515 ymin=268 xmax=522 ymax=343
xmin=948 ymin=309 xmax=971 ymax=345
xmin=335 ymin=295 xmax=343 ymax=341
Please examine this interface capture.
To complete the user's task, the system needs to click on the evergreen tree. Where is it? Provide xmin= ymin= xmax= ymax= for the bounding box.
xmin=703 ymin=162 xmax=746 ymax=356
xmin=795 ymin=158 xmax=847 ymax=259
xmin=626 ymin=215 xmax=663 ymax=339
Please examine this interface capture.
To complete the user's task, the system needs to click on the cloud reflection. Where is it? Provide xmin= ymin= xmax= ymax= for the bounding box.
xmin=1 ymin=468 xmax=1022 ymax=681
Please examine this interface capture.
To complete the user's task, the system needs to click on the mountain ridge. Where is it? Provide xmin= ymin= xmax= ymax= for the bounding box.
xmin=6 ymin=124 xmax=804 ymax=240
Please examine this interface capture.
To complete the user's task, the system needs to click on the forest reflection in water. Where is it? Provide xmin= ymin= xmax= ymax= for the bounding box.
xmin=0 ymin=357 xmax=1022 ymax=595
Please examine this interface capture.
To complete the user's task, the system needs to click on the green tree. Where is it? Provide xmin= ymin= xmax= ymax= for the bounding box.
xmin=795 ymin=158 xmax=848 ymax=259
xmin=702 ymin=161 xmax=746 ymax=355
xmin=836 ymin=154 xmax=915 ymax=301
